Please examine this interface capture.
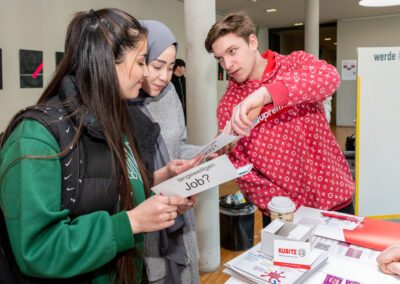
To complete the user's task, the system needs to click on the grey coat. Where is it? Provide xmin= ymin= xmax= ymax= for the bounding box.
xmin=142 ymin=83 xmax=200 ymax=160
xmin=142 ymin=83 xmax=201 ymax=284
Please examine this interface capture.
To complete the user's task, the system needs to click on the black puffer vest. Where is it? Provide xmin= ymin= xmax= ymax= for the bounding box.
xmin=0 ymin=75 xmax=160 ymax=283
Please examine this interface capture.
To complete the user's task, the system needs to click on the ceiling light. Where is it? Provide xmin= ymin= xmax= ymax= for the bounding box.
xmin=251 ymin=0 xmax=257 ymax=2
xmin=293 ymin=22 xmax=304 ymax=26
xmin=333 ymin=42 xmax=337 ymax=45
xmin=266 ymin=8 xmax=277 ymax=12
xmin=324 ymin=37 xmax=332 ymax=41
xmin=359 ymin=0 xmax=400 ymax=7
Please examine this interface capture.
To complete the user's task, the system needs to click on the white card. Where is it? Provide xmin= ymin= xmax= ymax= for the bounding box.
xmin=151 ymin=155 xmax=252 ymax=198
xmin=273 ymin=240 xmax=311 ymax=270
xmin=264 ymin=219 xmax=285 ymax=233
xmin=194 ymin=122 xmax=241 ymax=158
xmin=287 ymin=224 xmax=312 ymax=240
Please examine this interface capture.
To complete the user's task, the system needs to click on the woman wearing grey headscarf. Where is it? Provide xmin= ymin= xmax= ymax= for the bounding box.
xmin=136 ymin=20 xmax=201 ymax=284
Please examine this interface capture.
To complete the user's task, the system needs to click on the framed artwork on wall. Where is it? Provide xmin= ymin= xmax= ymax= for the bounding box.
xmin=0 ymin=48 xmax=3 ymax=90
xmin=55 ymin=51 xmax=64 ymax=67
xmin=19 ymin=49 xmax=43 ymax=88
xmin=218 ymin=63 xmax=224 ymax=81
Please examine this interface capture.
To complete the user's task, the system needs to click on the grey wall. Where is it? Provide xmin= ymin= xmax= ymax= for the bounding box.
xmin=5 ymin=2 xmax=398 ymax=130
xmin=257 ymin=27 xmax=269 ymax=55
xmin=0 ymin=0 xmax=185 ymax=131
xmin=336 ymin=14 xmax=400 ymax=126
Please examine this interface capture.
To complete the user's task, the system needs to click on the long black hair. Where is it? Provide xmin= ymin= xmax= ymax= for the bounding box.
xmin=1 ymin=8 xmax=149 ymax=284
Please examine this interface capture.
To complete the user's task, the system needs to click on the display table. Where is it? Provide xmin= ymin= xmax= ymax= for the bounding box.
xmin=224 ymin=206 xmax=400 ymax=283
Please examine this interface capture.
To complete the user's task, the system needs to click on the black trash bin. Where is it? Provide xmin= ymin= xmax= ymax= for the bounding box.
xmin=219 ymin=195 xmax=256 ymax=251
xmin=343 ymin=150 xmax=355 ymax=180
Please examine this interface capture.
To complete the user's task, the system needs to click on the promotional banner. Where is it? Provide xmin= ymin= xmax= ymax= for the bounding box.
xmin=357 ymin=47 xmax=400 ymax=217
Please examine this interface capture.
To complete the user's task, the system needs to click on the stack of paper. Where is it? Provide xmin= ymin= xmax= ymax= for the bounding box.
xmin=224 ymin=244 xmax=328 ymax=284
xmin=295 ymin=206 xmax=400 ymax=251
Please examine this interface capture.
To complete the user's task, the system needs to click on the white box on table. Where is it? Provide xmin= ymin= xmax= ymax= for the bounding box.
xmin=261 ymin=219 xmax=314 ymax=257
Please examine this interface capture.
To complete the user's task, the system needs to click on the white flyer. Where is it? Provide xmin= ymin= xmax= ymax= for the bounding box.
xmin=341 ymin=59 xmax=357 ymax=81
xmin=194 ymin=131 xmax=241 ymax=159
xmin=194 ymin=118 xmax=264 ymax=159
xmin=151 ymin=154 xmax=252 ymax=198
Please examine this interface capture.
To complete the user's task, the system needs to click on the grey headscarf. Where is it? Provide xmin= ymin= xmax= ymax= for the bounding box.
xmin=137 ymin=19 xmax=178 ymax=169
xmin=139 ymin=20 xmax=177 ymax=63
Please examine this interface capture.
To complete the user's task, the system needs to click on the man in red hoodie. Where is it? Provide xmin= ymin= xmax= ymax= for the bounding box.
xmin=205 ymin=12 xmax=355 ymax=226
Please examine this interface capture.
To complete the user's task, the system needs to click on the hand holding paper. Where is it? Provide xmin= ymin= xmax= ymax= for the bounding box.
xmin=177 ymin=195 xmax=197 ymax=215
xmin=194 ymin=122 xmax=241 ymax=159
xmin=216 ymin=123 xmax=238 ymax=156
xmin=127 ymin=194 xmax=188 ymax=233
xmin=194 ymin=110 xmax=264 ymax=160
xmin=166 ymin=154 xmax=204 ymax=177
xmin=153 ymin=154 xmax=204 ymax=185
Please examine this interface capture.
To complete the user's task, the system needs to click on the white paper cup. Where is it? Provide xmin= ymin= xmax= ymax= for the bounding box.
xmin=267 ymin=196 xmax=296 ymax=222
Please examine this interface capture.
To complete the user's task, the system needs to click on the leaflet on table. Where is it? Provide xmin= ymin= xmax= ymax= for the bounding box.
xmin=293 ymin=208 xmax=399 ymax=283
xmin=223 ymin=274 xmax=249 ymax=284
xmin=312 ymin=211 xmax=400 ymax=251
xmin=151 ymin=154 xmax=252 ymax=198
xmin=305 ymin=248 xmax=399 ymax=284
xmin=295 ymin=206 xmax=400 ymax=251
xmin=341 ymin=218 xmax=400 ymax=251
xmin=310 ymin=235 xmax=381 ymax=267
xmin=224 ymin=243 xmax=328 ymax=284
xmin=295 ymin=206 xmax=360 ymax=230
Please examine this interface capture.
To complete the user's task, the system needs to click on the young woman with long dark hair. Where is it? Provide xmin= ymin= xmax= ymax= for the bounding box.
xmin=0 ymin=8 xmax=199 ymax=284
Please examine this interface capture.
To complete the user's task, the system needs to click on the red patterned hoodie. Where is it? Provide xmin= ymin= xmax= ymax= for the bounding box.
xmin=217 ymin=50 xmax=355 ymax=213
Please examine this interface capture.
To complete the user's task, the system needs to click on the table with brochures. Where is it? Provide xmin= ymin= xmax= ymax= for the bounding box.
xmin=224 ymin=206 xmax=400 ymax=284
